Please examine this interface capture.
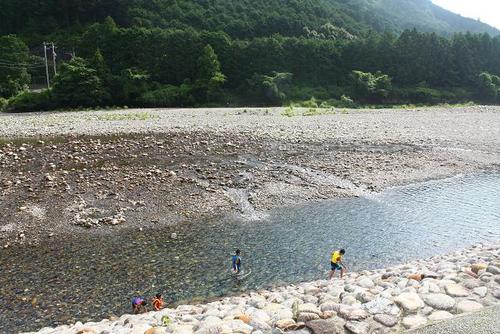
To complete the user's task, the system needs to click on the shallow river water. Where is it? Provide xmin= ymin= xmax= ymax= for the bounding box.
xmin=1 ymin=172 xmax=500 ymax=332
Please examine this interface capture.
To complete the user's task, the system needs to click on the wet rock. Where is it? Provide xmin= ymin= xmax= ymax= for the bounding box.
xmin=456 ymin=300 xmax=483 ymax=313
xmin=373 ymin=314 xmax=398 ymax=327
xmin=402 ymin=315 xmax=427 ymax=329
xmin=422 ymin=293 xmax=455 ymax=310
xmin=394 ymin=292 xmax=424 ymax=313
xmin=444 ymin=284 xmax=469 ymax=297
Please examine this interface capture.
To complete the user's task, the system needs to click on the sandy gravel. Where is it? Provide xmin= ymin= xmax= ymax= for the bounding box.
xmin=0 ymin=106 xmax=499 ymax=246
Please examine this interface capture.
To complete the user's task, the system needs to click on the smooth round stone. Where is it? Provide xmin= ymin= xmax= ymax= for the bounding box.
xmin=373 ymin=314 xmax=398 ymax=327
xmin=486 ymin=266 xmax=500 ymax=275
xmin=357 ymin=277 xmax=375 ymax=288
xmin=394 ymin=293 xmax=425 ymax=312
xmin=428 ymin=311 xmax=454 ymax=322
xmin=297 ymin=312 xmax=320 ymax=322
xmin=299 ymin=303 xmax=320 ymax=315
xmin=456 ymin=300 xmax=483 ymax=313
xmin=402 ymin=315 xmax=427 ymax=329
xmin=473 ymin=286 xmax=488 ymax=297
xmin=422 ymin=293 xmax=455 ymax=310
xmin=344 ymin=320 xmax=369 ymax=334
xmin=444 ymin=284 xmax=470 ymax=297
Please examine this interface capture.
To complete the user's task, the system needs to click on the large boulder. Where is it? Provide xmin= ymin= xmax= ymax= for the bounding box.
xmin=422 ymin=294 xmax=455 ymax=310
xmin=394 ymin=293 xmax=424 ymax=313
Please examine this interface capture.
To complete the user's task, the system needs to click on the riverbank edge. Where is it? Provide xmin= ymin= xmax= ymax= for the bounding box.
xmin=26 ymin=241 xmax=500 ymax=334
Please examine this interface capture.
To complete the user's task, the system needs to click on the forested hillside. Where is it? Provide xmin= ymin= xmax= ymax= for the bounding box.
xmin=0 ymin=0 xmax=499 ymax=111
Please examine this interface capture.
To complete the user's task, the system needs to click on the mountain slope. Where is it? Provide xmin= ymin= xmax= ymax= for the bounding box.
xmin=372 ymin=0 xmax=499 ymax=36
xmin=0 ymin=0 xmax=498 ymax=39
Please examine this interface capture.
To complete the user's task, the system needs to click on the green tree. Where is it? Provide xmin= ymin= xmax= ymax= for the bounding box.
xmin=248 ymin=71 xmax=293 ymax=105
xmin=0 ymin=35 xmax=31 ymax=98
xmin=477 ymin=72 xmax=499 ymax=103
xmin=52 ymin=57 xmax=107 ymax=107
xmin=351 ymin=70 xmax=392 ymax=102
xmin=195 ymin=44 xmax=226 ymax=101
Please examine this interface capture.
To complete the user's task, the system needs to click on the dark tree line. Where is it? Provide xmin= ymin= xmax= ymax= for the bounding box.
xmin=1 ymin=3 xmax=500 ymax=111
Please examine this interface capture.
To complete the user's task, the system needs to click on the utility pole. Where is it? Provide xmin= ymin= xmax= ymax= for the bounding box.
xmin=43 ymin=42 xmax=50 ymax=89
xmin=51 ymin=42 xmax=57 ymax=76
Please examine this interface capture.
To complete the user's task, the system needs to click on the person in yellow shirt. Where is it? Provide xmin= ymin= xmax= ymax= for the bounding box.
xmin=329 ymin=248 xmax=347 ymax=279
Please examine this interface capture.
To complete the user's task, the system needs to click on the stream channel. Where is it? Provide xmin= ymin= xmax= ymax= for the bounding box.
xmin=1 ymin=172 xmax=500 ymax=332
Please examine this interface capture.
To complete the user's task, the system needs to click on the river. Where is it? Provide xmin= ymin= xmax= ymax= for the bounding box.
xmin=1 ymin=172 xmax=499 ymax=332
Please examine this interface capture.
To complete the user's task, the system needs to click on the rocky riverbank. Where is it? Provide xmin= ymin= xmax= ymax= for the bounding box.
xmin=1 ymin=106 xmax=499 ymax=246
xmin=26 ymin=242 xmax=500 ymax=334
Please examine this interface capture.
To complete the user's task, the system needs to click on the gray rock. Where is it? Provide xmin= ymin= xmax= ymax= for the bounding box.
xmin=344 ymin=321 xmax=369 ymax=334
xmin=423 ymin=293 xmax=456 ymax=310
xmin=473 ymin=286 xmax=488 ymax=298
xmin=373 ymin=314 xmax=398 ymax=327
xmin=492 ymin=290 xmax=500 ymax=299
xmin=320 ymin=302 xmax=341 ymax=313
xmin=306 ymin=319 xmax=345 ymax=334
xmin=486 ymin=266 xmax=500 ymax=275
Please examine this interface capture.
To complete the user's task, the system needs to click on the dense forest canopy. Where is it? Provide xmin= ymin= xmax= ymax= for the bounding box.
xmin=0 ymin=0 xmax=499 ymax=111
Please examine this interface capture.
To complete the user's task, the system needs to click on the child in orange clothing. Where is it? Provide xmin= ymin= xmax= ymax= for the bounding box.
xmin=152 ymin=293 xmax=164 ymax=311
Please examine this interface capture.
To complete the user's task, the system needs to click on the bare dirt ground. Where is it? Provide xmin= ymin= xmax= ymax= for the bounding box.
xmin=0 ymin=106 xmax=499 ymax=247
